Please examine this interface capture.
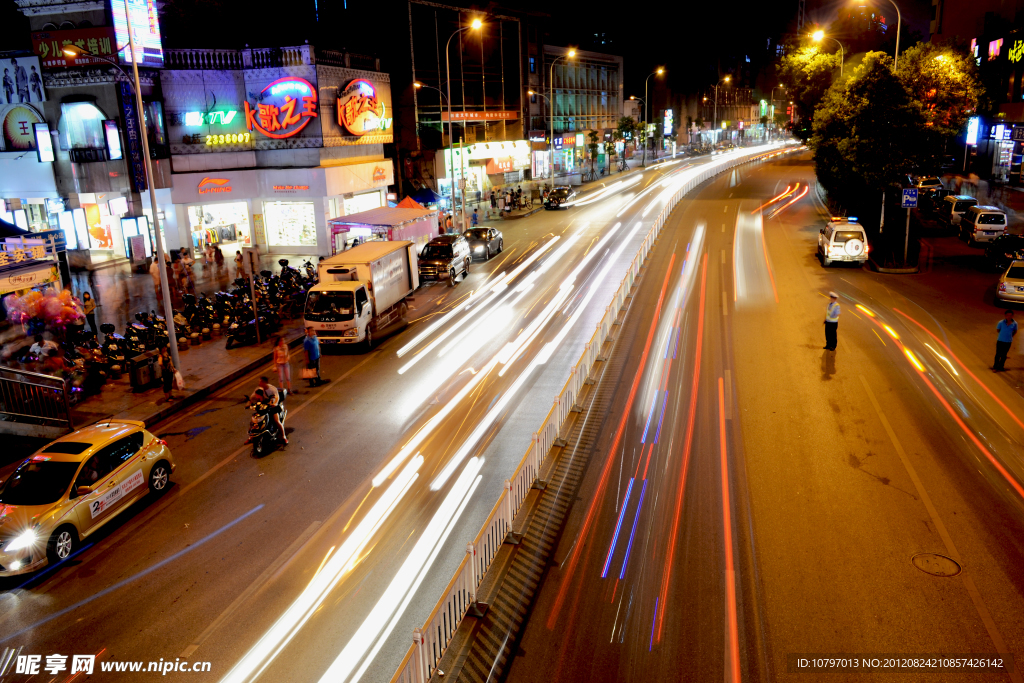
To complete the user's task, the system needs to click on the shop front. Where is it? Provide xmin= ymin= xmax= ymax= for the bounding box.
xmin=327 ymin=206 xmax=437 ymax=254
xmin=436 ymin=140 xmax=531 ymax=203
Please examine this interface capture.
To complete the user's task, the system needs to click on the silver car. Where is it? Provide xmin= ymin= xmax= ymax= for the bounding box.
xmin=997 ymin=260 xmax=1024 ymax=303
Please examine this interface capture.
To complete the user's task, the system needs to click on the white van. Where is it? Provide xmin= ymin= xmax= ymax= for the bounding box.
xmin=939 ymin=195 xmax=977 ymax=227
xmin=960 ymin=206 xmax=1007 ymax=247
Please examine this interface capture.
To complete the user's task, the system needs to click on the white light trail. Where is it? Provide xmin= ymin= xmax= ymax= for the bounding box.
xmin=219 ymin=455 xmax=423 ymax=683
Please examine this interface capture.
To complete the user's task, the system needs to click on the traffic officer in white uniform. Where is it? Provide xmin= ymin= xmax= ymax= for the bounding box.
xmin=824 ymin=291 xmax=840 ymax=351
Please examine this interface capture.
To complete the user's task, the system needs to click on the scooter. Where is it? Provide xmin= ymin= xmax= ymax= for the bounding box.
xmin=248 ymin=390 xmax=287 ymax=457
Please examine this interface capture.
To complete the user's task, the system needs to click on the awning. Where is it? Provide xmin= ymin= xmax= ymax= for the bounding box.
xmin=411 ymin=186 xmax=443 ymax=205
xmin=0 ymin=262 xmax=59 ymax=296
xmin=396 ymin=196 xmax=425 ymax=209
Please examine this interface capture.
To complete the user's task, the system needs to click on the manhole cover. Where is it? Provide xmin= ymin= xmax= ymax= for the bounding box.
xmin=912 ymin=553 xmax=962 ymax=577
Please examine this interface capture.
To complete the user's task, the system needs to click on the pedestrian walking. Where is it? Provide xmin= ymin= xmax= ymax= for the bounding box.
xmin=994 ymin=309 xmax=1018 ymax=371
xmin=273 ymin=335 xmax=293 ymax=393
xmin=234 ymin=250 xmax=243 ymax=278
xmin=490 ymin=190 xmax=496 ymax=209
xmin=158 ymin=346 xmax=176 ymax=402
xmin=214 ymin=246 xmax=225 ymax=268
xmin=471 ymin=209 xmax=479 ymax=227
xmin=82 ymin=291 xmax=97 ymax=335
xmin=303 ymin=327 xmax=327 ymax=387
xmin=824 ymin=291 xmax=840 ymax=351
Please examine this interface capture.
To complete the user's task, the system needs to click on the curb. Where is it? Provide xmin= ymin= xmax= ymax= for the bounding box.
xmin=112 ymin=331 xmax=307 ymax=429
xmin=502 ymin=206 xmax=543 ymax=220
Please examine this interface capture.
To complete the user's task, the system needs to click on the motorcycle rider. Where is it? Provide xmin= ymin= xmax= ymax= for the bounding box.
xmin=247 ymin=375 xmax=287 ymax=445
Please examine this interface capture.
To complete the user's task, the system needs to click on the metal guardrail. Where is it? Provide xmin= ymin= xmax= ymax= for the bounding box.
xmin=391 ymin=143 xmax=797 ymax=683
xmin=0 ymin=366 xmax=74 ymax=435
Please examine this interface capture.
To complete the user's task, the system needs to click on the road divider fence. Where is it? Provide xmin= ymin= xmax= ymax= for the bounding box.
xmin=392 ymin=142 xmax=800 ymax=683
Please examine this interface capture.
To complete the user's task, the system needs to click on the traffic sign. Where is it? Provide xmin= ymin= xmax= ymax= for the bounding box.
xmin=901 ymin=188 xmax=918 ymax=209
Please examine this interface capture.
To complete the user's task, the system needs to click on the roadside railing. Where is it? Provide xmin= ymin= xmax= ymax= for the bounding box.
xmin=0 ymin=366 xmax=74 ymax=438
xmin=391 ymin=143 xmax=796 ymax=683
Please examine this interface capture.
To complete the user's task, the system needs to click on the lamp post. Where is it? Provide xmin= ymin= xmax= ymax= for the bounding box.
xmin=414 ymin=81 xmax=455 ymax=216
xmin=769 ymin=86 xmax=785 ymax=140
xmin=642 ymin=68 xmax=664 ymax=166
xmin=811 ymin=30 xmax=845 ymax=77
xmin=713 ymin=75 xmax=731 ymax=144
xmin=549 ymin=48 xmax=576 ymax=192
xmin=443 ymin=18 xmax=482 ymax=231
xmin=528 ymin=89 xmax=551 ymax=184
xmin=63 ymin=37 xmax=180 ymax=372
xmin=630 ymin=95 xmax=645 ymax=159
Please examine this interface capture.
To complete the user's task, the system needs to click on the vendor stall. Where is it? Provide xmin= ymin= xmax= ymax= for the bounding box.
xmin=327 ymin=207 xmax=439 ymax=255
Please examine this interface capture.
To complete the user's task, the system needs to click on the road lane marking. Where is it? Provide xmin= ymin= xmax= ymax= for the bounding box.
xmin=723 ymin=205 xmax=728 ymax=213
xmin=722 ymin=223 xmax=726 ymax=233
xmin=722 ymin=291 xmax=728 ymax=316
xmin=860 ymin=375 xmax=1024 ymax=683
xmin=180 ymin=519 xmax=322 ymax=658
xmin=720 ymin=249 xmax=726 ymax=265
xmin=719 ymin=377 xmax=742 ymax=683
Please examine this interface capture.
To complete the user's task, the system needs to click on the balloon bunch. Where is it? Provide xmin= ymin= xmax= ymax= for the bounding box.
xmin=5 ymin=288 xmax=85 ymax=330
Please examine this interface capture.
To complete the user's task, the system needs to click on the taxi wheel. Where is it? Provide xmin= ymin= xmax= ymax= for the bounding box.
xmin=47 ymin=525 xmax=77 ymax=564
xmin=149 ymin=461 xmax=171 ymax=493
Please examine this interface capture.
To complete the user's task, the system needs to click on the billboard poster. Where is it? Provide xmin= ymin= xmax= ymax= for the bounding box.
xmin=110 ymin=0 xmax=164 ymax=67
xmin=31 ymin=27 xmax=118 ymax=68
xmin=0 ymin=56 xmax=46 ymax=105
xmin=118 ymin=80 xmax=148 ymax=191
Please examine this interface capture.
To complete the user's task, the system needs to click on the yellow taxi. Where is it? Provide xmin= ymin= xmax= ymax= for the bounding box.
xmin=0 ymin=420 xmax=175 ymax=576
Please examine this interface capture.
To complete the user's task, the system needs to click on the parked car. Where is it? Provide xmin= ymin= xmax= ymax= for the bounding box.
xmin=997 ymin=259 xmax=1024 ymax=303
xmin=960 ymin=205 xmax=1008 ymax=247
xmin=418 ymin=234 xmax=472 ymax=284
xmin=938 ymin=194 xmax=978 ymax=226
xmin=0 ymin=421 xmax=175 ymax=576
xmin=914 ymin=176 xmax=944 ymax=193
xmin=818 ymin=217 xmax=869 ymax=267
xmin=923 ymin=188 xmax=954 ymax=214
xmin=463 ymin=227 xmax=503 ymax=260
xmin=544 ymin=186 xmax=577 ymax=209
xmin=985 ymin=234 xmax=1024 ymax=271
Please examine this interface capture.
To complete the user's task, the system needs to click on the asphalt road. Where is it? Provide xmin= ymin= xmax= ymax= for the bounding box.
xmin=0 ymin=147 xmax=786 ymax=683
xmin=505 ymin=153 xmax=1024 ymax=683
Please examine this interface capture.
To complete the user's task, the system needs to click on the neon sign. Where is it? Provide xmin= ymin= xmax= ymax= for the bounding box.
xmin=206 ymin=133 xmax=251 ymax=145
xmin=1011 ymin=39 xmax=1024 ymax=63
xmin=185 ymin=111 xmax=238 ymax=126
xmin=244 ymin=77 xmax=318 ymax=140
xmin=338 ymin=79 xmax=391 ymax=136
xmin=198 ymin=177 xmax=232 ymax=195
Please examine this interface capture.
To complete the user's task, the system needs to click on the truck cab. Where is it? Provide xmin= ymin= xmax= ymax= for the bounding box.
xmin=304 ymin=282 xmax=371 ymax=345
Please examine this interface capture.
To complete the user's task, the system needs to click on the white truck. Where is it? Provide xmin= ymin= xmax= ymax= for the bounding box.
xmin=304 ymin=241 xmax=419 ymax=348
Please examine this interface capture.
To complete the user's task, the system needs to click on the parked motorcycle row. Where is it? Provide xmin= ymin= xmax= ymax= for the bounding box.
xmin=14 ymin=258 xmax=318 ymax=399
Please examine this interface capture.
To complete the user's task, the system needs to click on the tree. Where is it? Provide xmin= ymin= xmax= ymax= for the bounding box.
xmin=604 ymin=139 xmax=616 ymax=174
xmin=778 ymin=46 xmax=841 ymax=141
xmin=586 ymin=129 xmax=600 ymax=181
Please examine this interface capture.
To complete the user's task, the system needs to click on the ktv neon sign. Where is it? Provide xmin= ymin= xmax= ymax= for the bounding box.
xmin=338 ymin=79 xmax=391 ymax=136
xmin=185 ymin=110 xmax=238 ymax=126
xmin=245 ymin=77 xmax=318 ymax=139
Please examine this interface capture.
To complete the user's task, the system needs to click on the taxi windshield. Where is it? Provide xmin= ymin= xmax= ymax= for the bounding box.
xmin=0 ymin=460 xmax=80 ymax=506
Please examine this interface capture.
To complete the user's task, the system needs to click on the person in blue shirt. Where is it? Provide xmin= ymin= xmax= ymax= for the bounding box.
xmin=994 ymin=309 xmax=1018 ymax=371
xmin=824 ymin=291 xmax=840 ymax=351
xmin=303 ymin=327 xmax=328 ymax=387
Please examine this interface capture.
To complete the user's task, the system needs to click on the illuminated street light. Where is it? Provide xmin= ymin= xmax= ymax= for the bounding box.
xmin=712 ymin=75 xmax=731 ymax=142
xmin=62 ymin=40 xmax=180 ymax=372
xmin=442 ymin=18 xmax=484 ymax=229
xmin=857 ymin=0 xmax=902 ymax=70
xmin=548 ymin=48 xmax=577 ymax=191
xmin=811 ymin=30 xmax=845 ymax=77
xmin=641 ymin=67 xmax=665 ymax=166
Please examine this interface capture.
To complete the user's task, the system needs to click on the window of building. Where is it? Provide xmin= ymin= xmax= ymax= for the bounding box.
xmin=59 ymin=21 xmax=75 ymax=29
xmin=531 ymin=93 xmax=537 ymax=104
xmin=58 ymin=101 xmax=106 ymax=150
xmin=529 ymin=56 xmax=535 ymax=73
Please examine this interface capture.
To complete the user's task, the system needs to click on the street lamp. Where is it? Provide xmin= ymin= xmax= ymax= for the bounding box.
xmin=857 ymin=0 xmax=902 ymax=70
xmin=549 ymin=48 xmax=576 ymax=192
xmin=768 ymin=86 xmax=785 ymax=140
xmin=811 ymin=30 xmax=845 ymax=77
xmin=442 ymin=18 xmax=483 ymax=230
xmin=528 ymin=89 xmax=552 ymax=182
xmin=629 ymin=95 xmax=646 ymax=156
xmin=414 ymin=81 xmax=456 ymax=217
xmin=63 ymin=40 xmax=180 ymax=372
xmin=642 ymin=67 xmax=664 ymax=166
xmin=713 ymin=75 xmax=731 ymax=143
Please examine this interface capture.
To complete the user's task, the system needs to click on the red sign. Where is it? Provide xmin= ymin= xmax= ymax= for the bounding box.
xmin=485 ymin=157 xmax=514 ymax=174
xmin=31 ymin=27 xmax=117 ymax=68
xmin=198 ymin=177 xmax=232 ymax=195
xmin=441 ymin=110 xmax=518 ymax=122
xmin=272 ymin=185 xmax=309 ymax=191
xmin=372 ymin=166 xmax=386 ymax=183
xmin=338 ymin=79 xmax=390 ymax=136
xmin=245 ymin=77 xmax=318 ymax=140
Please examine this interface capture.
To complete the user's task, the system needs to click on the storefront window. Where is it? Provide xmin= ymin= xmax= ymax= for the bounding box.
xmin=59 ymin=101 xmax=106 ymax=150
xmin=187 ymin=202 xmax=251 ymax=251
xmin=343 ymin=192 xmax=382 ymax=216
xmin=263 ymin=201 xmax=316 ymax=247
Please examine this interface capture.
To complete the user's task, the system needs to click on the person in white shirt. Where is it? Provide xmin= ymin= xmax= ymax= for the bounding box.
xmin=824 ymin=291 xmax=841 ymax=351
xmin=29 ymin=334 xmax=58 ymax=357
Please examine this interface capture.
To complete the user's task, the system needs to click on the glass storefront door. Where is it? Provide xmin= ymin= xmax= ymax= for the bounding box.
xmin=263 ymin=201 xmax=317 ymax=247
xmin=187 ymin=201 xmax=252 ymax=253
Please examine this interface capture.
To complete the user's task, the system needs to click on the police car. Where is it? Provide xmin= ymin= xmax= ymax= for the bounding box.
xmin=818 ymin=217 xmax=869 ymax=267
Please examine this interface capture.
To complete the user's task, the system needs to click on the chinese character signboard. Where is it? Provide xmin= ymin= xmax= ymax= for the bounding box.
xmin=31 ymin=27 xmax=117 ymax=68
xmin=118 ymin=80 xmax=147 ymax=191
xmin=111 ymin=0 xmax=164 ymax=67
xmin=337 ymin=79 xmax=391 ymax=136
xmin=1 ymin=104 xmax=44 ymax=151
xmin=245 ymin=77 xmax=318 ymax=139
xmin=0 ymin=56 xmax=46 ymax=104
xmin=440 ymin=110 xmax=518 ymax=122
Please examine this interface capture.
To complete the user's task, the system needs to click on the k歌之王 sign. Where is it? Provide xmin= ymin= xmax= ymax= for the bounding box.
xmin=245 ymin=77 xmax=318 ymax=139
xmin=338 ymin=79 xmax=392 ymax=136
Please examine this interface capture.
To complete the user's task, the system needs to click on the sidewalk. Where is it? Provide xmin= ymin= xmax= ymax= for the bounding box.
xmin=940 ymin=174 xmax=1024 ymax=233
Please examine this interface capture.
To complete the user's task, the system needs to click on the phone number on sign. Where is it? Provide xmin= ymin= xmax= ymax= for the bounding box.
xmin=788 ymin=656 xmax=1011 ymax=672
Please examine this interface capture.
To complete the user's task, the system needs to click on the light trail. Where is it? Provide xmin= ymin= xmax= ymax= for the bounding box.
xmin=219 ymin=460 xmax=422 ymax=683
xmin=719 ymin=377 xmax=742 ymax=683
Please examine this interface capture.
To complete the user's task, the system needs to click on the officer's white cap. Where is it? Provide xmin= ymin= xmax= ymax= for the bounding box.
xmin=828 ymin=291 xmax=838 ymax=298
